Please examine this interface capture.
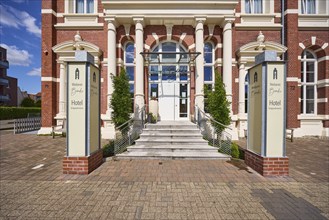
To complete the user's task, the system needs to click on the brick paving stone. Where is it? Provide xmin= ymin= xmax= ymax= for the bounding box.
xmin=0 ymin=130 xmax=329 ymax=219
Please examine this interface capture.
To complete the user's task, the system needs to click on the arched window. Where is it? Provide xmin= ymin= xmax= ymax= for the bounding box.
xmin=301 ymin=50 xmax=317 ymax=114
xmin=125 ymin=42 xmax=135 ymax=112
xmin=204 ymin=42 xmax=214 ymax=113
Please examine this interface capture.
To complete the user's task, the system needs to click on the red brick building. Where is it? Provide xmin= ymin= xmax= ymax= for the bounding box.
xmin=0 ymin=46 xmax=18 ymax=107
xmin=39 ymin=0 xmax=329 ymax=139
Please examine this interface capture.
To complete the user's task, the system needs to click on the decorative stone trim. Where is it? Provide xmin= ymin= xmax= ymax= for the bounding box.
xmin=245 ymin=150 xmax=289 ymax=177
xmin=63 ymin=149 xmax=103 ymax=175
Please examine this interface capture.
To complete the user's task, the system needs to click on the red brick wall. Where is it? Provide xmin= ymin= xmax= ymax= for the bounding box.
xmin=41 ymin=0 xmax=57 ymax=127
xmin=63 ymin=149 xmax=103 ymax=175
xmin=245 ymin=150 xmax=289 ymax=176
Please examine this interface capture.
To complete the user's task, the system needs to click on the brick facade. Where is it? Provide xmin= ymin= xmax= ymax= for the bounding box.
xmin=245 ymin=150 xmax=289 ymax=177
xmin=40 ymin=0 xmax=329 ymax=138
xmin=63 ymin=149 xmax=103 ymax=175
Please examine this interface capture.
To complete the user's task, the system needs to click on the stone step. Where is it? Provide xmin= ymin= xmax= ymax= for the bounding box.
xmin=127 ymin=145 xmax=217 ymax=153
xmin=140 ymin=133 xmax=203 ymax=139
xmin=135 ymin=138 xmax=207 ymax=145
xmin=145 ymin=124 xmax=198 ymax=130
xmin=142 ymin=129 xmax=201 ymax=134
xmin=116 ymin=151 xmax=230 ymax=160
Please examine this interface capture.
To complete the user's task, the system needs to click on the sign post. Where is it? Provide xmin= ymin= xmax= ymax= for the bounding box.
xmin=245 ymin=51 xmax=288 ymax=176
xmin=63 ymin=51 xmax=103 ymax=175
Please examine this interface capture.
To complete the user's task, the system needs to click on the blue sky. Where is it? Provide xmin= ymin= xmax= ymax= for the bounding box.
xmin=0 ymin=0 xmax=41 ymax=94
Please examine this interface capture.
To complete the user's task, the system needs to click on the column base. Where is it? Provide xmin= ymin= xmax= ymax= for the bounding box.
xmin=245 ymin=150 xmax=289 ymax=177
xmin=101 ymin=113 xmax=116 ymax=139
xmin=37 ymin=127 xmax=53 ymax=135
xmin=63 ymin=149 xmax=103 ymax=175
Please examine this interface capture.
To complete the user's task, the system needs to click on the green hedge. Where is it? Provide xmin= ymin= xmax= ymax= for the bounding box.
xmin=0 ymin=107 xmax=41 ymax=120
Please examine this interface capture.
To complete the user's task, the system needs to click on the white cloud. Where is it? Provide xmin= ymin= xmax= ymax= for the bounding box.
xmin=0 ymin=43 xmax=32 ymax=66
xmin=11 ymin=0 xmax=27 ymax=3
xmin=0 ymin=4 xmax=41 ymax=37
xmin=27 ymin=67 xmax=41 ymax=77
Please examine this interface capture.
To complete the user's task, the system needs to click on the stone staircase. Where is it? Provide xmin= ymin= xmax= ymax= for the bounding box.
xmin=116 ymin=121 xmax=230 ymax=160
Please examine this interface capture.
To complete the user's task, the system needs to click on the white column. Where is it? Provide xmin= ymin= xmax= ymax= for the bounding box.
xmin=107 ymin=18 xmax=117 ymax=115
xmin=134 ymin=18 xmax=144 ymax=110
xmin=56 ymin=62 xmax=66 ymax=119
xmin=195 ymin=18 xmax=206 ymax=110
xmin=238 ymin=63 xmax=246 ymax=115
xmin=222 ymin=19 xmax=233 ymax=112
xmin=101 ymin=18 xmax=117 ymax=139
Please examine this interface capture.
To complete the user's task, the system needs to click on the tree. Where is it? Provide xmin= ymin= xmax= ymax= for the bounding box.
xmin=204 ymin=72 xmax=231 ymax=132
xmin=35 ymin=100 xmax=41 ymax=107
xmin=20 ymin=97 xmax=35 ymax=107
xmin=111 ymin=68 xmax=132 ymax=128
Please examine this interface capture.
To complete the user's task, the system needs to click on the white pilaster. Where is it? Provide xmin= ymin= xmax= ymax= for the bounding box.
xmin=134 ymin=18 xmax=145 ymax=110
xmin=55 ymin=62 xmax=66 ymax=122
xmin=222 ymin=19 xmax=233 ymax=112
xmin=238 ymin=63 xmax=246 ymax=115
xmin=195 ymin=18 xmax=206 ymax=110
xmin=101 ymin=18 xmax=117 ymax=139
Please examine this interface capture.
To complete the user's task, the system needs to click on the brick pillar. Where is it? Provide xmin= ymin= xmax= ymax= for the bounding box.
xmin=40 ymin=0 xmax=57 ymax=131
xmin=285 ymin=1 xmax=300 ymax=129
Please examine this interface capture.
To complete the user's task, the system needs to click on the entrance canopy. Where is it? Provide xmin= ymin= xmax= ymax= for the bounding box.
xmin=140 ymin=52 xmax=200 ymax=65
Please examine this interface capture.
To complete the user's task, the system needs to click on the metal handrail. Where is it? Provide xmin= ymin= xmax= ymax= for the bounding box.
xmin=195 ymin=106 xmax=232 ymax=155
xmin=196 ymin=106 xmax=232 ymax=130
xmin=113 ymin=105 xmax=147 ymax=155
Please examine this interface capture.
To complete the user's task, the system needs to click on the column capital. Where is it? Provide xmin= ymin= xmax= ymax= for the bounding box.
xmin=133 ymin=17 xmax=145 ymax=27
xmin=221 ymin=17 xmax=234 ymax=27
xmin=238 ymin=61 xmax=247 ymax=69
xmin=194 ymin=17 xmax=206 ymax=27
xmin=105 ymin=17 xmax=118 ymax=28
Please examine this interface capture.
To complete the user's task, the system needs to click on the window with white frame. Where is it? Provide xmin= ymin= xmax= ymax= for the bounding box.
xmin=68 ymin=0 xmax=95 ymax=14
xmin=301 ymin=0 xmax=316 ymax=14
xmin=300 ymin=50 xmax=317 ymax=114
xmin=245 ymin=0 xmax=263 ymax=14
xmin=204 ymin=42 xmax=214 ymax=113
xmin=244 ymin=73 xmax=249 ymax=113
xmin=125 ymin=42 xmax=135 ymax=112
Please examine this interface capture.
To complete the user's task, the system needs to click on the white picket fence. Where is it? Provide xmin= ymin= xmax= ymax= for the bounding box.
xmin=14 ymin=117 xmax=41 ymax=134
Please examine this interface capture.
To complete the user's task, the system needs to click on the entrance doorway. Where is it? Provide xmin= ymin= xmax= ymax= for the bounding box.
xmin=141 ymin=41 xmax=201 ymax=121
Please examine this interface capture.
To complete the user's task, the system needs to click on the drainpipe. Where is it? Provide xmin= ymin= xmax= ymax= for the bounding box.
xmin=281 ymin=0 xmax=285 ymax=60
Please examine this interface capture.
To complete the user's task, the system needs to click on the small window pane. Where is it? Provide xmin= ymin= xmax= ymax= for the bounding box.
xmin=86 ymin=0 xmax=94 ymax=13
xmin=306 ymin=100 xmax=314 ymax=114
xmin=162 ymin=42 xmax=176 ymax=61
xmin=162 ymin=66 xmax=176 ymax=80
xmin=179 ymin=66 xmax=188 ymax=81
xmin=306 ymin=51 xmax=314 ymax=59
xmin=126 ymin=66 xmax=134 ymax=81
xmin=306 ymin=86 xmax=314 ymax=99
xmin=125 ymin=43 xmax=134 ymax=63
xmin=204 ymin=66 xmax=213 ymax=81
xmin=76 ymin=0 xmax=84 ymax=13
xmin=254 ymin=0 xmax=263 ymax=13
xmin=150 ymin=84 xmax=158 ymax=99
xmin=150 ymin=66 xmax=158 ymax=81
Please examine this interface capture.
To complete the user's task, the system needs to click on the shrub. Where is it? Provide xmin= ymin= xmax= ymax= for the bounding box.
xmin=102 ymin=140 xmax=115 ymax=157
xmin=0 ymin=107 xmax=41 ymax=120
xmin=204 ymin=73 xmax=231 ymax=132
xmin=21 ymin=97 xmax=36 ymax=107
xmin=231 ymin=142 xmax=240 ymax=159
xmin=111 ymin=68 xmax=132 ymax=129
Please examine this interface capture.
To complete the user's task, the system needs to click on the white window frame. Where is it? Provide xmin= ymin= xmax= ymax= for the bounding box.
xmin=204 ymin=42 xmax=215 ymax=89
xmin=65 ymin=0 xmax=97 ymax=14
xmin=300 ymin=50 xmax=317 ymax=115
xmin=300 ymin=0 xmax=317 ymax=14
xmin=124 ymin=42 xmax=135 ymax=112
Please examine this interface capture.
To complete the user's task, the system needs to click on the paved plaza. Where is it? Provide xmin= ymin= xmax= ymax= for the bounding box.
xmin=0 ymin=130 xmax=328 ymax=219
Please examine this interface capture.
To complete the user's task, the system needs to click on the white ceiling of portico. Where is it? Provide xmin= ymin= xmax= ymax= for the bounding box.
xmin=101 ymin=0 xmax=238 ymax=26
